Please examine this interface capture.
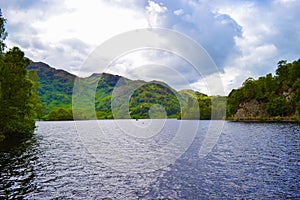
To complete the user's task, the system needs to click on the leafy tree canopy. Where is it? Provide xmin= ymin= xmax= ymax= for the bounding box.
xmin=0 ymin=9 xmax=41 ymax=142
xmin=227 ymin=59 xmax=300 ymax=118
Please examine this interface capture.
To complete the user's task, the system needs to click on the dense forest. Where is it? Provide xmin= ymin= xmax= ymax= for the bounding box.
xmin=227 ymin=59 xmax=300 ymax=120
xmin=0 ymin=11 xmax=41 ymax=142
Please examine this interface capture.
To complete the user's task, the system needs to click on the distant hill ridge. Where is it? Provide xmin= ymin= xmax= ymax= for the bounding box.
xmin=27 ymin=61 xmax=211 ymax=120
xmin=28 ymin=59 xmax=300 ymax=121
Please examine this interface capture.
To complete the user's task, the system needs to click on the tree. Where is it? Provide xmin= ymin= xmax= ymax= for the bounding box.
xmin=198 ymin=96 xmax=211 ymax=119
xmin=226 ymin=89 xmax=244 ymax=117
xmin=266 ymin=97 xmax=291 ymax=117
xmin=181 ymin=97 xmax=199 ymax=119
xmin=0 ymin=10 xmax=41 ymax=141
xmin=242 ymin=77 xmax=258 ymax=100
xmin=28 ymin=70 xmax=43 ymax=120
xmin=46 ymin=108 xmax=73 ymax=121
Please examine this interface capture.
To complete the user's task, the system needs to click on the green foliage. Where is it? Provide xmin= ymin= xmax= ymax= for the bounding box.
xmin=227 ymin=89 xmax=244 ymax=116
xmin=30 ymin=61 xmax=230 ymax=121
xmin=242 ymin=77 xmax=258 ymax=100
xmin=129 ymin=82 xmax=180 ymax=119
xmin=0 ymin=10 xmax=41 ymax=141
xmin=148 ymin=104 xmax=167 ymax=118
xmin=266 ymin=97 xmax=291 ymax=117
xmin=211 ymin=96 xmax=227 ymax=119
xmin=179 ymin=95 xmax=226 ymax=120
xmin=181 ymin=96 xmax=200 ymax=119
xmin=0 ymin=47 xmax=41 ymax=141
xmin=46 ymin=108 xmax=73 ymax=121
xmin=32 ymin=63 xmax=227 ymax=121
xmin=94 ymin=73 xmax=120 ymax=119
xmin=198 ymin=96 xmax=212 ymax=119
xmin=227 ymin=59 xmax=300 ymax=119
xmin=27 ymin=62 xmax=75 ymax=115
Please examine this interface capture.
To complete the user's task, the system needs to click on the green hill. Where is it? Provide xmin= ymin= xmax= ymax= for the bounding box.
xmin=28 ymin=59 xmax=300 ymax=121
xmin=27 ymin=61 xmax=229 ymax=121
xmin=227 ymin=59 xmax=300 ymax=120
xmin=27 ymin=62 xmax=189 ymax=120
xmin=129 ymin=81 xmax=180 ymax=119
xmin=27 ymin=62 xmax=75 ymax=115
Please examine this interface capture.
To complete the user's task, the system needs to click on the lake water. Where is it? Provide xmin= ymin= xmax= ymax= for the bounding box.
xmin=0 ymin=120 xmax=299 ymax=199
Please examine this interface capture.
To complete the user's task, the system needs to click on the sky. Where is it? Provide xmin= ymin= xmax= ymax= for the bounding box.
xmin=0 ymin=0 xmax=299 ymax=95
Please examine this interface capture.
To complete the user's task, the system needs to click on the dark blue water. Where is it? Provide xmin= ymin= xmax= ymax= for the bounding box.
xmin=0 ymin=120 xmax=299 ymax=199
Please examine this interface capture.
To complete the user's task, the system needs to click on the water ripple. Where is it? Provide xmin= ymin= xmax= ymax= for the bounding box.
xmin=0 ymin=120 xmax=299 ymax=199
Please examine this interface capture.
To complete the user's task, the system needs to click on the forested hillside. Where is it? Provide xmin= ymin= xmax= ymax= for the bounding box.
xmin=28 ymin=62 xmax=75 ymax=114
xmin=227 ymin=59 xmax=300 ymax=120
xmin=27 ymin=62 xmax=226 ymax=120
xmin=29 ymin=58 xmax=300 ymax=121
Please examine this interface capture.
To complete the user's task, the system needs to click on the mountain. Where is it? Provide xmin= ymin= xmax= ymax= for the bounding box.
xmin=28 ymin=62 xmax=75 ymax=114
xmin=28 ymin=59 xmax=300 ymax=121
xmin=227 ymin=59 xmax=300 ymax=120
xmin=27 ymin=62 xmax=199 ymax=120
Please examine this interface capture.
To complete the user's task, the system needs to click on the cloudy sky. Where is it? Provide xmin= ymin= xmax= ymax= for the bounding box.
xmin=0 ymin=0 xmax=299 ymax=95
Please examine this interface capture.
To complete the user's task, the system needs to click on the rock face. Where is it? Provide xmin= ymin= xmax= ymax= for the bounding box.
xmin=234 ymin=99 xmax=268 ymax=119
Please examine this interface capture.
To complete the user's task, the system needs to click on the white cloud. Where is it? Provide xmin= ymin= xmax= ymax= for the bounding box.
xmin=275 ymin=0 xmax=297 ymax=6
xmin=212 ymin=0 xmax=300 ymax=91
xmin=105 ymin=50 xmax=200 ymax=90
xmin=1 ymin=0 xmax=148 ymax=73
xmin=173 ymin=9 xmax=184 ymax=16
xmin=41 ymin=0 xmax=147 ymax=45
xmin=146 ymin=0 xmax=167 ymax=13
xmin=220 ymin=67 xmax=248 ymax=95
xmin=146 ymin=0 xmax=167 ymax=27
xmin=1 ymin=0 xmax=299 ymax=95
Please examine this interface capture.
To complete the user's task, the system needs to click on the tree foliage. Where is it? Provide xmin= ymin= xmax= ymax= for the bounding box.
xmin=46 ymin=108 xmax=73 ymax=121
xmin=0 ymin=47 xmax=41 ymax=140
xmin=0 ymin=10 xmax=41 ymax=141
xmin=129 ymin=82 xmax=180 ymax=119
xmin=178 ymin=95 xmax=226 ymax=120
xmin=227 ymin=59 xmax=300 ymax=118
xmin=181 ymin=96 xmax=200 ymax=119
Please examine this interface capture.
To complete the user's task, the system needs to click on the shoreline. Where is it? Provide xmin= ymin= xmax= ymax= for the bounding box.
xmin=36 ymin=119 xmax=300 ymax=123
xmin=227 ymin=120 xmax=300 ymax=123
xmin=226 ymin=116 xmax=300 ymax=123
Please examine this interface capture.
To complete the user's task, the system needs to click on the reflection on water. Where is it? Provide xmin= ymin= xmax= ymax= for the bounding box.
xmin=0 ymin=120 xmax=299 ymax=199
